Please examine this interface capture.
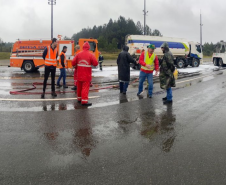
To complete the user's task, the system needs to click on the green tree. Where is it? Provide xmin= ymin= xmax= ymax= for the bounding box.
xmin=71 ymin=16 xmax=163 ymax=51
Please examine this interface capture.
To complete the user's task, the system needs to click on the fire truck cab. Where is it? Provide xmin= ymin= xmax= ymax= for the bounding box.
xmin=10 ymin=38 xmax=99 ymax=73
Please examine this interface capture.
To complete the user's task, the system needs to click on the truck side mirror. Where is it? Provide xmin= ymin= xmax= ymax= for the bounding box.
xmin=94 ymin=43 xmax=96 ymax=52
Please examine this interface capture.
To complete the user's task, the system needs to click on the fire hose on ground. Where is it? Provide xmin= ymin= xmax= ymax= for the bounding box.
xmin=9 ymin=71 xmax=200 ymax=96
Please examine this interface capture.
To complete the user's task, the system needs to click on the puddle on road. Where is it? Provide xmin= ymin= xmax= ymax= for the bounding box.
xmin=139 ymin=104 xmax=177 ymax=152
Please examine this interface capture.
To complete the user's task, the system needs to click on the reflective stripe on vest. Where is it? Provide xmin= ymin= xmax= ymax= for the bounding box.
xmin=141 ymin=52 xmax=156 ymax=71
xmin=45 ymin=46 xmax=57 ymax=66
xmin=59 ymin=52 xmax=67 ymax=68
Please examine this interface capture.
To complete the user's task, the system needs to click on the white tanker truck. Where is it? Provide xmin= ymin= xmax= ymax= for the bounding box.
xmin=125 ymin=35 xmax=203 ymax=69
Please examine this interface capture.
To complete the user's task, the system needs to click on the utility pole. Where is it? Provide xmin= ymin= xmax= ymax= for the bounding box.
xmin=48 ymin=0 xmax=56 ymax=39
xmin=143 ymin=0 xmax=148 ymax=35
xmin=200 ymin=10 xmax=203 ymax=49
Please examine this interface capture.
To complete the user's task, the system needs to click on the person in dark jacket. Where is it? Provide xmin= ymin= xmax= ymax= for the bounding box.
xmin=98 ymin=52 xmax=104 ymax=71
xmin=117 ymin=46 xmax=136 ymax=94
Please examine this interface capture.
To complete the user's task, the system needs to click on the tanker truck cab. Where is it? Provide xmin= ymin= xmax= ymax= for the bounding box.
xmin=188 ymin=41 xmax=203 ymax=67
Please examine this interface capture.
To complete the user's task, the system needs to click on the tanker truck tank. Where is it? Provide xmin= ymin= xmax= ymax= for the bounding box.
xmin=125 ymin=35 xmax=203 ymax=69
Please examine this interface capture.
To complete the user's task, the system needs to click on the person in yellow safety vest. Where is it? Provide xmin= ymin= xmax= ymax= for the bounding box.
xmin=57 ymin=46 xmax=68 ymax=88
xmin=41 ymin=38 xmax=58 ymax=99
xmin=137 ymin=44 xmax=160 ymax=98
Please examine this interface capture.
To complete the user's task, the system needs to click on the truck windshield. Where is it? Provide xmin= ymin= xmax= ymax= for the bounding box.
xmin=196 ymin=45 xmax=202 ymax=53
xmin=88 ymin=42 xmax=96 ymax=52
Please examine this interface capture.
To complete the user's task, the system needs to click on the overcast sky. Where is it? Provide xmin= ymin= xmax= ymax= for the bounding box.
xmin=0 ymin=0 xmax=225 ymax=43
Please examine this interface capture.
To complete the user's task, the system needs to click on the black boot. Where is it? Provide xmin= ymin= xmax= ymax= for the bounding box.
xmin=41 ymin=93 xmax=45 ymax=99
xmin=162 ymin=97 xmax=167 ymax=101
xmin=82 ymin=103 xmax=92 ymax=106
xmin=56 ymin=85 xmax=62 ymax=88
xmin=63 ymin=85 xmax=68 ymax=88
xmin=163 ymin=100 xmax=173 ymax=104
xmin=71 ymin=86 xmax=77 ymax=90
xmin=51 ymin=92 xmax=57 ymax=97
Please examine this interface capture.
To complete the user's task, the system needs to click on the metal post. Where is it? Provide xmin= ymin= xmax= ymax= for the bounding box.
xmin=48 ymin=0 xmax=56 ymax=39
xmin=200 ymin=10 xmax=203 ymax=49
xmin=143 ymin=0 xmax=148 ymax=35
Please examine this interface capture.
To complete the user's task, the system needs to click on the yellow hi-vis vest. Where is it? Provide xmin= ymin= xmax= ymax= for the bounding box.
xmin=141 ymin=52 xmax=156 ymax=71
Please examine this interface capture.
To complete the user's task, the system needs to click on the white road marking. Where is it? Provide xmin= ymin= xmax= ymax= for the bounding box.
xmin=0 ymin=96 xmax=100 ymax=102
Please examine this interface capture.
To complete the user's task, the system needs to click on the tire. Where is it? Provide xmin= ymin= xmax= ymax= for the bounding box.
xmin=192 ymin=59 xmax=200 ymax=67
xmin=23 ymin=61 xmax=35 ymax=73
xmin=176 ymin=59 xmax=184 ymax=68
xmin=34 ymin=68 xmax=39 ymax=72
xmin=219 ymin=59 xmax=223 ymax=67
xmin=213 ymin=58 xmax=219 ymax=66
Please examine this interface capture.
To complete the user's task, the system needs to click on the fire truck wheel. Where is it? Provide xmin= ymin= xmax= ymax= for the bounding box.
xmin=23 ymin=61 xmax=35 ymax=73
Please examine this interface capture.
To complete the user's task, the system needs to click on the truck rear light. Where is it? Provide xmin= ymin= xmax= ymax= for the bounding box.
xmin=71 ymin=41 xmax=74 ymax=43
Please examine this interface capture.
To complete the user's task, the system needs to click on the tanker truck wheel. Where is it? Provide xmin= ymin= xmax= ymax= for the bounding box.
xmin=176 ymin=59 xmax=184 ymax=68
xmin=192 ymin=59 xmax=200 ymax=67
xmin=219 ymin=59 xmax=223 ymax=67
xmin=213 ymin=58 xmax=219 ymax=66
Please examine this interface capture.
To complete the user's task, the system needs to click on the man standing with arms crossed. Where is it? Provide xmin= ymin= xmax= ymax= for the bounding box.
xmin=41 ymin=38 xmax=58 ymax=99
xmin=72 ymin=42 xmax=98 ymax=106
xmin=137 ymin=44 xmax=159 ymax=98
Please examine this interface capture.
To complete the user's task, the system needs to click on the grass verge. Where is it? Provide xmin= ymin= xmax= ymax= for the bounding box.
xmin=101 ymin=51 xmax=119 ymax=60
xmin=0 ymin=52 xmax=10 ymax=60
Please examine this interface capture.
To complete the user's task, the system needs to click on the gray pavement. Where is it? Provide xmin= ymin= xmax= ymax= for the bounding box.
xmin=0 ymin=59 xmax=10 ymax=66
xmin=0 ymin=65 xmax=226 ymax=184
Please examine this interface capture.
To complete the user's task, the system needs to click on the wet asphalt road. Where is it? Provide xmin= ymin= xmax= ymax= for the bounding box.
xmin=1 ymin=66 xmax=226 ymax=184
